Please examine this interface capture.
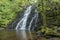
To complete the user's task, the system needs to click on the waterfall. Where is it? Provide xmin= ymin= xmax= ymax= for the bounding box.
xmin=15 ymin=5 xmax=38 ymax=30
xmin=28 ymin=9 xmax=38 ymax=30
xmin=15 ymin=6 xmax=32 ymax=30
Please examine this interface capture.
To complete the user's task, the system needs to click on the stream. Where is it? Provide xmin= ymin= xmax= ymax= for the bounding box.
xmin=0 ymin=30 xmax=60 ymax=40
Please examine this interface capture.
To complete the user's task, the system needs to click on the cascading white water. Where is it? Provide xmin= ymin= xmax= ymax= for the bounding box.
xmin=28 ymin=9 xmax=38 ymax=30
xmin=16 ymin=6 xmax=32 ymax=30
xmin=15 ymin=5 xmax=38 ymax=30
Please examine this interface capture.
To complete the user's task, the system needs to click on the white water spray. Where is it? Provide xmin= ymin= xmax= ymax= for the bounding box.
xmin=16 ymin=6 xmax=32 ymax=30
xmin=15 ymin=5 xmax=38 ymax=30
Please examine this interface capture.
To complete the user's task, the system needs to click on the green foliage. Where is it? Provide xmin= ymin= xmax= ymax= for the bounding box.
xmin=0 ymin=0 xmax=32 ymax=28
xmin=41 ymin=26 xmax=55 ymax=35
xmin=37 ymin=0 xmax=60 ymax=35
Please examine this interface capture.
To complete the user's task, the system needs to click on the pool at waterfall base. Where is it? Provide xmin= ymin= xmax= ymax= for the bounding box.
xmin=0 ymin=30 xmax=60 ymax=40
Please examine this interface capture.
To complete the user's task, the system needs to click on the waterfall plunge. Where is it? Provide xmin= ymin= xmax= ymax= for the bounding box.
xmin=15 ymin=5 xmax=38 ymax=30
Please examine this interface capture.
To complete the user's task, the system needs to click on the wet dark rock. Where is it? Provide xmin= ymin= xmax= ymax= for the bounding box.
xmin=6 ymin=11 xmax=24 ymax=30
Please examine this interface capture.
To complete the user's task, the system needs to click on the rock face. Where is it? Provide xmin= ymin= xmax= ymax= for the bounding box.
xmin=6 ymin=11 xmax=24 ymax=29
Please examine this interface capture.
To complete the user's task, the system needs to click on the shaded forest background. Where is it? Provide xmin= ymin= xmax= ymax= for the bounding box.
xmin=0 ymin=0 xmax=60 ymax=36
